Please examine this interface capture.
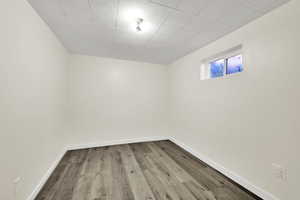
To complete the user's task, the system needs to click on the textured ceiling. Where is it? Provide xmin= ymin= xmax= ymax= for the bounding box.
xmin=28 ymin=0 xmax=290 ymax=64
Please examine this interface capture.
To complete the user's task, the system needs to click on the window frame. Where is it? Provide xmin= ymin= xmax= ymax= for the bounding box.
xmin=209 ymin=58 xmax=226 ymax=78
xmin=201 ymin=45 xmax=244 ymax=80
xmin=225 ymin=53 xmax=245 ymax=76
xmin=225 ymin=54 xmax=243 ymax=75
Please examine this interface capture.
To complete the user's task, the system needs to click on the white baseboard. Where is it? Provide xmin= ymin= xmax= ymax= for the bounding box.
xmin=26 ymin=148 xmax=67 ymax=200
xmin=26 ymin=136 xmax=168 ymax=200
xmin=66 ymin=136 xmax=168 ymax=151
xmin=27 ymin=136 xmax=279 ymax=200
xmin=169 ymin=137 xmax=280 ymax=200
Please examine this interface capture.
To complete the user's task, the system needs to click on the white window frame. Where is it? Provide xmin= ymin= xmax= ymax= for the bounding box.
xmin=201 ymin=45 xmax=243 ymax=80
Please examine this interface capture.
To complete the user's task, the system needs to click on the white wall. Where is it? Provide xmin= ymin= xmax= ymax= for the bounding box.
xmin=2 ymin=0 xmax=299 ymax=200
xmin=68 ymin=55 xmax=168 ymax=146
xmin=0 ymin=0 xmax=69 ymax=200
xmin=168 ymin=1 xmax=300 ymax=199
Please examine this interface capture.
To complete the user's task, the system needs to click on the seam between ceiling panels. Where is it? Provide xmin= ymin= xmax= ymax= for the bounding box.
xmin=145 ymin=0 xmax=183 ymax=47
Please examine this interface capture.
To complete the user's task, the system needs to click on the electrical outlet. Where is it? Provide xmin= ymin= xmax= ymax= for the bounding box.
xmin=272 ymin=164 xmax=287 ymax=181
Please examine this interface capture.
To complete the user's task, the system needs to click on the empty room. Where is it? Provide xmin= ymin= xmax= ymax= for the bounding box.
xmin=1 ymin=0 xmax=299 ymax=200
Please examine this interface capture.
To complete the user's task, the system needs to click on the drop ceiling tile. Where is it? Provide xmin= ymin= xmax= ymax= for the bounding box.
xmin=117 ymin=0 xmax=169 ymax=35
xmin=89 ymin=0 xmax=117 ymax=29
xmin=165 ymin=10 xmax=194 ymax=28
xmin=180 ymin=2 xmax=230 ymax=34
xmin=113 ymin=28 xmax=151 ymax=46
xmin=182 ymin=0 xmax=256 ymax=34
xmin=177 ymin=0 xmax=212 ymax=16
xmin=218 ymin=8 xmax=259 ymax=31
xmin=28 ymin=0 xmax=291 ymax=64
xmin=148 ymin=0 xmax=181 ymax=9
xmin=60 ymin=0 xmax=93 ymax=23
xmin=183 ymin=15 xmax=220 ymax=34
xmin=150 ymin=28 xmax=199 ymax=49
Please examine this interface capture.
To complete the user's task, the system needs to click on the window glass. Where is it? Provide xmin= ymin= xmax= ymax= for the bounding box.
xmin=210 ymin=59 xmax=225 ymax=78
xmin=227 ymin=55 xmax=243 ymax=74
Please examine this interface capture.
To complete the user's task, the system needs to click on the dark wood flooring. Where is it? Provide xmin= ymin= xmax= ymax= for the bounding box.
xmin=35 ymin=140 xmax=262 ymax=200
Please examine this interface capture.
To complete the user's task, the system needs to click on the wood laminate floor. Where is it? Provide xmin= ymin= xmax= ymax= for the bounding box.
xmin=36 ymin=140 xmax=262 ymax=200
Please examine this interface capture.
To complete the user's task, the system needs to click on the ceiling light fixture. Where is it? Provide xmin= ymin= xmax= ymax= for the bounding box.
xmin=136 ymin=18 xmax=144 ymax=32
xmin=121 ymin=8 xmax=153 ymax=33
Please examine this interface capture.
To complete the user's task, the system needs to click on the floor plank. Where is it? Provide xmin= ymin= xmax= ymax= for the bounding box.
xmin=35 ymin=141 xmax=262 ymax=200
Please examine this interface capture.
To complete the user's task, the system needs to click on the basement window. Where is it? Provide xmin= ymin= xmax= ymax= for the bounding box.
xmin=210 ymin=59 xmax=226 ymax=78
xmin=201 ymin=45 xmax=243 ymax=80
xmin=226 ymin=54 xmax=243 ymax=75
